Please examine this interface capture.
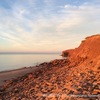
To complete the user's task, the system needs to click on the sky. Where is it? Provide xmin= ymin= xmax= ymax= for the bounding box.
xmin=0 ymin=0 xmax=100 ymax=53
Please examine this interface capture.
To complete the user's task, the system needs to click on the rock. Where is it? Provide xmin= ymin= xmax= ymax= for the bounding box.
xmin=0 ymin=34 xmax=100 ymax=100
xmin=62 ymin=34 xmax=100 ymax=60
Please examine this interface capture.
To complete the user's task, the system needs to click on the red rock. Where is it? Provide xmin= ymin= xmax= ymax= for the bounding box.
xmin=0 ymin=34 xmax=100 ymax=100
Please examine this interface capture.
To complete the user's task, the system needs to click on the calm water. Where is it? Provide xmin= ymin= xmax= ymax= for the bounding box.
xmin=0 ymin=53 xmax=62 ymax=71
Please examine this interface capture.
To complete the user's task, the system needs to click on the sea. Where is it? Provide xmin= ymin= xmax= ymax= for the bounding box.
xmin=0 ymin=53 xmax=62 ymax=72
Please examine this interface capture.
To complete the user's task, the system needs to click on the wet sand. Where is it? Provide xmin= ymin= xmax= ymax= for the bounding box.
xmin=0 ymin=67 xmax=37 ymax=86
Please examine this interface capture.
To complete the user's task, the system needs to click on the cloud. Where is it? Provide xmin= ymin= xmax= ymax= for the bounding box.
xmin=0 ymin=0 xmax=100 ymax=52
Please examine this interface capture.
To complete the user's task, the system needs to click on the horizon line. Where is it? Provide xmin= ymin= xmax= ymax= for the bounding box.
xmin=0 ymin=52 xmax=61 ymax=54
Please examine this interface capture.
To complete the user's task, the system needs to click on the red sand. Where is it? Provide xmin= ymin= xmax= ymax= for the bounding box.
xmin=0 ymin=67 xmax=36 ymax=86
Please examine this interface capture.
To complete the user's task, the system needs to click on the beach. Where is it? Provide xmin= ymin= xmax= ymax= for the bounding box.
xmin=0 ymin=53 xmax=61 ymax=86
xmin=0 ymin=67 xmax=37 ymax=86
xmin=0 ymin=59 xmax=67 ymax=87
xmin=0 ymin=35 xmax=100 ymax=100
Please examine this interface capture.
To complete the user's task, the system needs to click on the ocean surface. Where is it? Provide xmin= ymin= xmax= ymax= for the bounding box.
xmin=0 ymin=53 xmax=62 ymax=71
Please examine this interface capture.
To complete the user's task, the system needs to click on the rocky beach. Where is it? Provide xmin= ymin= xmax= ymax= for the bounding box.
xmin=0 ymin=34 xmax=100 ymax=100
xmin=0 ymin=67 xmax=37 ymax=86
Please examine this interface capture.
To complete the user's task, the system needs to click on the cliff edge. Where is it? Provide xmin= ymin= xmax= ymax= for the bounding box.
xmin=62 ymin=34 xmax=100 ymax=59
xmin=0 ymin=34 xmax=100 ymax=100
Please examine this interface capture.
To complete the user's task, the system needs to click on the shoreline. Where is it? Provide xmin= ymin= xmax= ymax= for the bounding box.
xmin=0 ymin=66 xmax=38 ymax=86
xmin=0 ymin=58 xmax=66 ymax=87
xmin=0 ymin=66 xmax=34 ymax=73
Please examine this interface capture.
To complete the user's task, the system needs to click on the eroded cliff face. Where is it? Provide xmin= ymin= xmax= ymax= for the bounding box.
xmin=62 ymin=34 xmax=100 ymax=59
xmin=0 ymin=34 xmax=100 ymax=100
xmin=62 ymin=34 xmax=100 ymax=68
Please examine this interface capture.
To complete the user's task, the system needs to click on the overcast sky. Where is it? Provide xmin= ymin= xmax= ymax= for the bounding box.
xmin=0 ymin=0 xmax=100 ymax=53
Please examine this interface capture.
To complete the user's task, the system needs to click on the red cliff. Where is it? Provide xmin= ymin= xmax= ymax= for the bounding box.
xmin=62 ymin=34 xmax=100 ymax=59
xmin=0 ymin=34 xmax=100 ymax=100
